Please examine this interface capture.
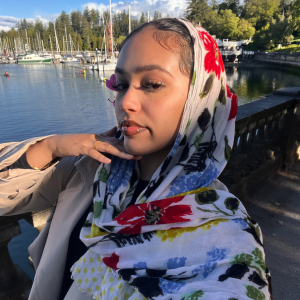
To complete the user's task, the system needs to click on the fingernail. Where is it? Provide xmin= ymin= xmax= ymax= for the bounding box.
xmin=125 ymin=153 xmax=133 ymax=157
xmin=104 ymin=157 xmax=111 ymax=163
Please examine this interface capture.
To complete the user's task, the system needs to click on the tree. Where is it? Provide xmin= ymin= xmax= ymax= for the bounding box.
xmin=70 ymin=10 xmax=82 ymax=33
xmin=153 ymin=10 xmax=162 ymax=20
xmin=291 ymin=0 xmax=300 ymax=37
xmin=242 ymin=0 xmax=280 ymax=30
xmin=253 ymin=15 xmax=294 ymax=49
xmin=214 ymin=9 xmax=255 ymax=40
xmin=218 ymin=0 xmax=241 ymax=15
xmin=185 ymin=0 xmax=213 ymax=25
xmin=140 ymin=12 xmax=147 ymax=24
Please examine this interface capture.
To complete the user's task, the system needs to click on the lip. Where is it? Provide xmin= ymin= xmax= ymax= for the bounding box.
xmin=120 ymin=120 xmax=146 ymax=136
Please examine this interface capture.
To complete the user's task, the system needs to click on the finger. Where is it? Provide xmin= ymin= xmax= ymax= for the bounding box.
xmin=84 ymin=147 xmax=111 ymax=164
xmin=98 ymin=142 xmax=134 ymax=160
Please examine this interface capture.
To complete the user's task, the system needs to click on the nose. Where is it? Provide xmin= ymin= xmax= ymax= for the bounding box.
xmin=119 ymin=85 xmax=141 ymax=113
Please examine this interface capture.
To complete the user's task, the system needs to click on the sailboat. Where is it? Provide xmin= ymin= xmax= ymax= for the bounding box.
xmin=100 ymin=0 xmax=117 ymax=71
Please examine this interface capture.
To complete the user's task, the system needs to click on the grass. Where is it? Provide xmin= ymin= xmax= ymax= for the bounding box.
xmin=267 ymin=44 xmax=300 ymax=53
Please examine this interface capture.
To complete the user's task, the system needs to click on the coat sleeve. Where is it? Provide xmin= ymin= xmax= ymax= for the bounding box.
xmin=0 ymin=136 xmax=79 ymax=216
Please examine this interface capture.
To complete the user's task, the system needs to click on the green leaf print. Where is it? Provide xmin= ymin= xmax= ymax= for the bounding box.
xmin=199 ymin=73 xmax=215 ymax=99
xmin=245 ymin=285 xmax=266 ymax=300
xmin=195 ymin=190 xmax=220 ymax=205
xmin=231 ymin=253 xmax=253 ymax=267
xmin=194 ymin=132 xmax=204 ymax=148
xmin=218 ymin=83 xmax=226 ymax=105
xmin=94 ymin=200 xmax=103 ymax=219
xmin=224 ymin=197 xmax=239 ymax=213
xmin=181 ymin=290 xmax=204 ymax=300
xmin=224 ymin=135 xmax=231 ymax=161
xmin=98 ymin=167 xmax=109 ymax=183
xmin=252 ymin=248 xmax=266 ymax=270
xmin=185 ymin=118 xmax=192 ymax=132
xmin=191 ymin=71 xmax=196 ymax=86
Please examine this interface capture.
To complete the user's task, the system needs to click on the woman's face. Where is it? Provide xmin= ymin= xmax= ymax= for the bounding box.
xmin=115 ymin=27 xmax=191 ymax=157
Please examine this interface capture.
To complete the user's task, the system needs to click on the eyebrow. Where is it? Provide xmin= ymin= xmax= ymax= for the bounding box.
xmin=115 ymin=64 xmax=174 ymax=77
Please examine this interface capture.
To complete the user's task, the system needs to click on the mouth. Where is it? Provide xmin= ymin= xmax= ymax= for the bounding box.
xmin=120 ymin=120 xmax=147 ymax=136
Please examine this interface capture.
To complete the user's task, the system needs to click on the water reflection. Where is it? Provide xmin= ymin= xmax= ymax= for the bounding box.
xmin=226 ymin=63 xmax=300 ymax=105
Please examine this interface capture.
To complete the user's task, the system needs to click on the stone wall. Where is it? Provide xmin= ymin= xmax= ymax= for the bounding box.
xmin=254 ymin=52 xmax=300 ymax=65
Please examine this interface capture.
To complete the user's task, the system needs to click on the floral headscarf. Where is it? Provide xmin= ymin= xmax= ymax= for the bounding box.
xmin=71 ymin=19 xmax=271 ymax=300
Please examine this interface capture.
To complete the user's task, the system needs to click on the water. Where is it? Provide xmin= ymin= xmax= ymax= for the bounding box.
xmin=1 ymin=62 xmax=300 ymax=281
xmin=0 ymin=64 xmax=116 ymax=143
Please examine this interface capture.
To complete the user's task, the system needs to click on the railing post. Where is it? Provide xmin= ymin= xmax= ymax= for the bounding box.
xmin=0 ymin=216 xmax=32 ymax=300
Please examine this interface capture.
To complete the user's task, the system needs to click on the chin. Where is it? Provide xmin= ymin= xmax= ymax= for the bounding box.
xmin=123 ymin=138 xmax=154 ymax=156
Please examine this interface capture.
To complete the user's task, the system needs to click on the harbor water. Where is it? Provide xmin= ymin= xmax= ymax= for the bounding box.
xmin=1 ymin=62 xmax=300 ymax=280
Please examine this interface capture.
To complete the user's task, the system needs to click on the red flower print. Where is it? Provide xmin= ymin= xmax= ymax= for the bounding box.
xmin=226 ymin=85 xmax=232 ymax=98
xmin=199 ymin=31 xmax=224 ymax=79
xmin=228 ymin=92 xmax=238 ymax=120
xmin=114 ymin=196 xmax=192 ymax=234
xmin=102 ymin=253 xmax=120 ymax=269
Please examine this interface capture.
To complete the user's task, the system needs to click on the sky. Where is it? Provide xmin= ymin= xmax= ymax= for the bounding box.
xmin=0 ymin=0 xmax=187 ymax=31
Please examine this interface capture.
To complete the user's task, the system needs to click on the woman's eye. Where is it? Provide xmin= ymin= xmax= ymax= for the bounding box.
xmin=142 ymin=81 xmax=163 ymax=91
xmin=116 ymin=83 xmax=128 ymax=91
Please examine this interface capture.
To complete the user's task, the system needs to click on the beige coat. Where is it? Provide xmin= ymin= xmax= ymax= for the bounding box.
xmin=0 ymin=137 xmax=228 ymax=300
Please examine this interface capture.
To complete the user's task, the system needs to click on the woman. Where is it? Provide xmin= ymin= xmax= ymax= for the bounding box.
xmin=0 ymin=18 xmax=271 ymax=300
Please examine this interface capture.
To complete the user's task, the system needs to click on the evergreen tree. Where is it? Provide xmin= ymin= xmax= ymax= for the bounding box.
xmin=140 ymin=12 xmax=147 ymax=24
xmin=185 ymin=0 xmax=213 ymax=26
xmin=153 ymin=10 xmax=162 ymax=20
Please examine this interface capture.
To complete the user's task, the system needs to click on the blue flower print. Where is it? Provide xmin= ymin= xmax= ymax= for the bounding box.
xmin=133 ymin=262 xmax=147 ymax=269
xmin=207 ymin=247 xmax=227 ymax=262
xmin=192 ymin=247 xmax=228 ymax=278
xmin=167 ymin=257 xmax=187 ymax=269
xmin=194 ymin=162 xmax=219 ymax=189
xmin=159 ymin=278 xmax=186 ymax=294
xmin=233 ymin=218 xmax=248 ymax=229
xmin=107 ymin=158 xmax=135 ymax=194
xmin=170 ymin=133 xmax=182 ymax=157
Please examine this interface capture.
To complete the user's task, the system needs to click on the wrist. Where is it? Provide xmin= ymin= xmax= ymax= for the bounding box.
xmin=44 ymin=136 xmax=59 ymax=159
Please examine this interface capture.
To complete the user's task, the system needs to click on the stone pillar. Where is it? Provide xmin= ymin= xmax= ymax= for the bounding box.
xmin=0 ymin=215 xmax=32 ymax=300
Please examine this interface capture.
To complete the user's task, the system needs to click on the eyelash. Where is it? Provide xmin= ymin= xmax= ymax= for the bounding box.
xmin=114 ymin=81 xmax=164 ymax=93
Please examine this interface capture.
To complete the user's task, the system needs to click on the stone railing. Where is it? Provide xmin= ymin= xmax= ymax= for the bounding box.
xmin=0 ymin=87 xmax=300 ymax=299
xmin=219 ymin=87 xmax=300 ymax=199
xmin=254 ymin=52 xmax=300 ymax=64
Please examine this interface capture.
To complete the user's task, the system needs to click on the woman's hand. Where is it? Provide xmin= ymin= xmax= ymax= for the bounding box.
xmin=26 ymin=127 xmax=141 ymax=169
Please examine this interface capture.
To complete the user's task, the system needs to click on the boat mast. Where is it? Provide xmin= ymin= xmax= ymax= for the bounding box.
xmin=129 ymin=5 xmax=131 ymax=34
xmin=65 ymin=25 xmax=69 ymax=56
xmin=54 ymin=23 xmax=60 ymax=53
xmin=109 ymin=0 xmax=113 ymax=57
xmin=69 ymin=34 xmax=73 ymax=56
xmin=49 ymin=35 xmax=53 ymax=55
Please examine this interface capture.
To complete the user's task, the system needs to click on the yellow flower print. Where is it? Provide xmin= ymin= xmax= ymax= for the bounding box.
xmin=155 ymin=219 xmax=229 ymax=242
xmin=155 ymin=226 xmax=199 ymax=242
xmin=198 ymin=218 xmax=228 ymax=231
xmin=85 ymin=223 xmax=109 ymax=238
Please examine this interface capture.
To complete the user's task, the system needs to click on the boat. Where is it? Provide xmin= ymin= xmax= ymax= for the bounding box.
xmin=18 ymin=54 xmax=52 ymax=63
xmin=61 ymin=56 xmax=80 ymax=63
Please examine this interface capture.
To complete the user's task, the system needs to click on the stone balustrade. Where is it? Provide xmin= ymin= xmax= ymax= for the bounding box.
xmin=220 ymin=87 xmax=300 ymax=199
xmin=255 ymin=52 xmax=300 ymax=64
xmin=0 ymin=87 xmax=300 ymax=299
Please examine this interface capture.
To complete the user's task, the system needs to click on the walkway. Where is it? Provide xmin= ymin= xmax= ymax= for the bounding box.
xmin=243 ymin=161 xmax=300 ymax=300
